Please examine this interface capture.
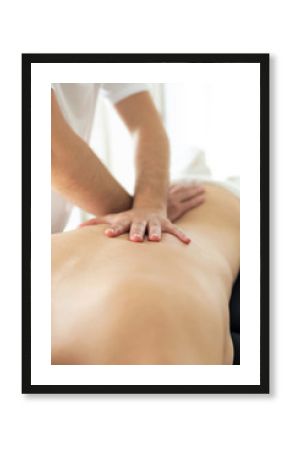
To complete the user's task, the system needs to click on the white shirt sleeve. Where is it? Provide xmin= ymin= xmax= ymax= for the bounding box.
xmin=100 ymin=83 xmax=150 ymax=104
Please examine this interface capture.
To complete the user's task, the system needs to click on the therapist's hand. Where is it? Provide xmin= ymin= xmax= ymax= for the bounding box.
xmin=167 ymin=182 xmax=205 ymax=222
xmin=80 ymin=207 xmax=191 ymax=244
xmin=79 ymin=182 xmax=205 ymax=244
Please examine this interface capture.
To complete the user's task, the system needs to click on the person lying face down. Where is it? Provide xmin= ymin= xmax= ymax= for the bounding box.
xmin=51 ymin=183 xmax=240 ymax=365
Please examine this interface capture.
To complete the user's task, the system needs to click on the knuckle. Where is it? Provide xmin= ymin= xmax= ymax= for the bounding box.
xmin=150 ymin=221 xmax=160 ymax=228
xmin=165 ymin=218 xmax=174 ymax=227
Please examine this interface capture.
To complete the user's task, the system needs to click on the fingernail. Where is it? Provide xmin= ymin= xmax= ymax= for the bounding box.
xmin=131 ymin=234 xmax=142 ymax=241
xmin=105 ymin=228 xmax=115 ymax=235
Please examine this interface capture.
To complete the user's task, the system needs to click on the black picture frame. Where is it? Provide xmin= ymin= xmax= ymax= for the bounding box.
xmin=22 ymin=53 xmax=269 ymax=394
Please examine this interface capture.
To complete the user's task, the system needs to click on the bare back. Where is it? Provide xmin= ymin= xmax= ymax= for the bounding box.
xmin=52 ymin=183 xmax=239 ymax=299
xmin=51 ymin=184 xmax=239 ymax=364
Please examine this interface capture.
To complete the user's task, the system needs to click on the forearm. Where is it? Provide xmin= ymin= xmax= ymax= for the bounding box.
xmin=133 ymin=125 xmax=170 ymax=211
xmin=51 ymin=90 xmax=132 ymax=215
xmin=113 ymin=91 xmax=170 ymax=212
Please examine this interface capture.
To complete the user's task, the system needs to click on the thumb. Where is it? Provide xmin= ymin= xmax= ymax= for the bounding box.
xmin=78 ymin=216 xmax=107 ymax=228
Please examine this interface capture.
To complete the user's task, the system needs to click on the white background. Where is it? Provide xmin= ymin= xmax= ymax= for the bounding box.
xmin=0 ymin=1 xmax=286 ymax=449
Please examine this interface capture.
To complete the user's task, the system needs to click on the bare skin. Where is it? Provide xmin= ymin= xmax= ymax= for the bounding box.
xmin=79 ymin=182 xmax=206 ymax=243
xmin=52 ymin=89 xmax=199 ymax=243
xmin=51 ymin=183 xmax=239 ymax=365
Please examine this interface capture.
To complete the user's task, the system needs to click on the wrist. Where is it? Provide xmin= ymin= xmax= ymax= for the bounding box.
xmin=133 ymin=198 xmax=167 ymax=213
xmin=133 ymin=178 xmax=169 ymax=213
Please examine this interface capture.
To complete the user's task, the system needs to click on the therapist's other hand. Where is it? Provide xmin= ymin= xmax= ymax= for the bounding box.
xmin=80 ymin=207 xmax=191 ymax=244
xmin=167 ymin=182 xmax=205 ymax=222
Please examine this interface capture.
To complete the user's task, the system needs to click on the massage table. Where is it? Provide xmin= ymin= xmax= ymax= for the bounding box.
xmin=229 ymin=273 xmax=240 ymax=365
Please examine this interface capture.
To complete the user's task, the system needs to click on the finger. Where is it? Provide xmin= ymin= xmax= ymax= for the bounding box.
xmin=79 ymin=216 xmax=107 ymax=228
xmin=180 ymin=193 xmax=205 ymax=214
xmin=169 ymin=184 xmax=189 ymax=195
xmin=105 ymin=222 xmax=130 ymax=237
xmin=181 ymin=186 xmax=205 ymax=201
xmin=165 ymin=224 xmax=191 ymax=244
xmin=129 ymin=222 xmax=147 ymax=242
xmin=148 ymin=221 xmax=162 ymax=242
xmin=175 ymin=186 xmax=204 ymax=203
xmin=79 ymin=218 xmax=98 ymax=228
xmin=169 ymin=183 xmax=180 ymax=193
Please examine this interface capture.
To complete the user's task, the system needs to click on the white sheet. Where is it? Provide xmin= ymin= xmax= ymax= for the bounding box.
xmin=172 ymin=147 xmax=240 ymax=198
